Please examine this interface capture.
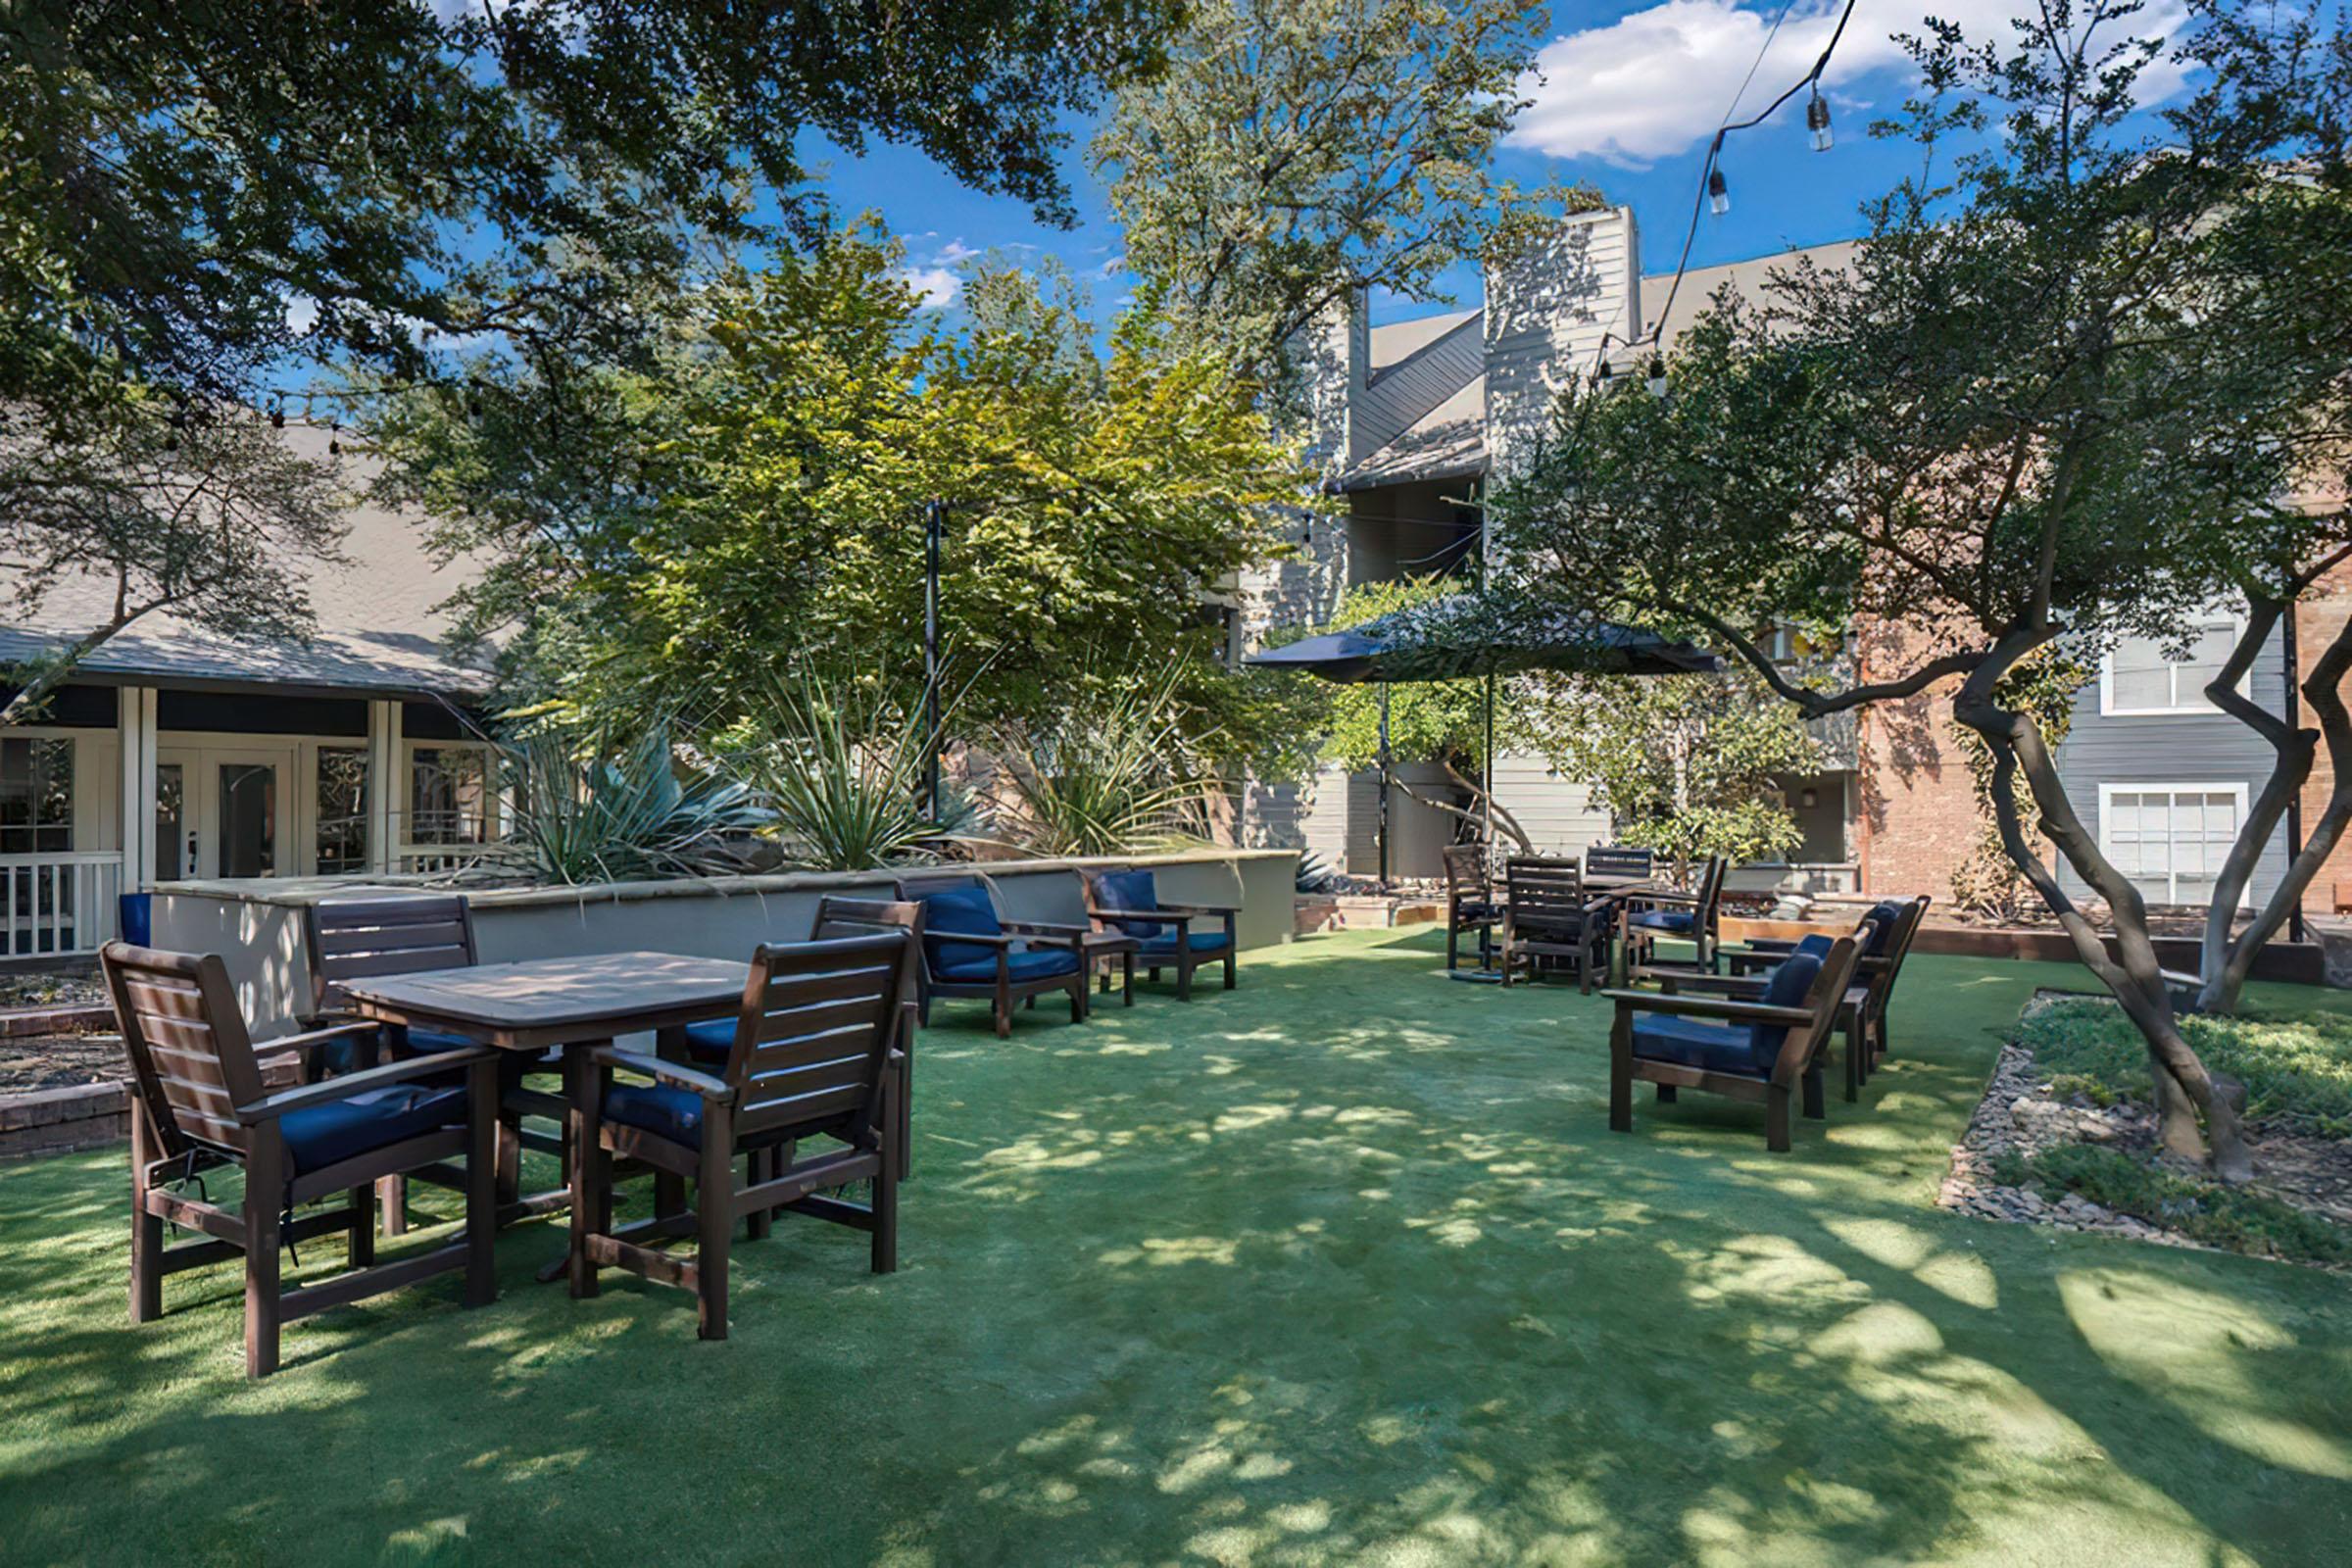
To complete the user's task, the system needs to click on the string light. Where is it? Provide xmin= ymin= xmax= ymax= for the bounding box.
xmin=1807 ymin=91 xmax=1834 ymax=152
xmin=1646 ymin=357 xmax=1669 ymax=399
xmin=328 ymin=420 xmax=341 ymax=455
xmin=1706 ymin=168 xmax=1731 ymax=218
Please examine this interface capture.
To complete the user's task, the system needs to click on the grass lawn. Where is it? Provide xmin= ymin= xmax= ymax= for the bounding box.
xmin=3 ymin=929 xmax=2348 ymax=1565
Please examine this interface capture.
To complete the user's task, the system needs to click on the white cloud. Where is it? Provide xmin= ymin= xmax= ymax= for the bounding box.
xmin=935 ymin=238 xmax=982 ymax=264
xmin=896 ymin=265 xmax=963 ymax=310
xmin=1509 ymin=0 xmax=2190 ymax=167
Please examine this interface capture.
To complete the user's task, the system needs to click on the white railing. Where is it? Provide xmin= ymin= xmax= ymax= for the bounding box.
xmin=393 ymin=841 xmax=502 ymax=876
xmin=1 ymin=851 xmax=125 ymax=958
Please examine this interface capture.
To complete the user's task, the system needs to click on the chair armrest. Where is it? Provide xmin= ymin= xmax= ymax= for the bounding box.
xmin=237 ymin=1046 xmax=495 ymax=1122
xmin=1657 ymin=973 xmax=1769 ymax=996
xmin=250 ymin=1018 xmax=383 ymax=1062
xmin=1625 ymin=891 xmax=1699 ymax=908
xmin=1153 ymin=902 xmax=1239 ymax=917
xmin=920 ymin=929 xmax=1024 ymax=951
xmin=1599 ymin=990 xmax=1816 ymax=1027
xmin=1001 ymin=919 xmax=1092 ymax=941
xmin=589 ymin=1045 xmax=735 ymax=1102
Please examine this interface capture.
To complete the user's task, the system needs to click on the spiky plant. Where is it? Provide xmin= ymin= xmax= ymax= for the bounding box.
xmin=498 ymin=721 xmax=767 ymax=886
xmin=983 ymin=668 xmax=1216 ymax=858
xmin=724 ymin=670 xmax=961 ymax=871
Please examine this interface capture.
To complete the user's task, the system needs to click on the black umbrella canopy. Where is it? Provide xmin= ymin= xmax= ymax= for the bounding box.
xmin=1246 ymin=592 xmax=1716 ymax=683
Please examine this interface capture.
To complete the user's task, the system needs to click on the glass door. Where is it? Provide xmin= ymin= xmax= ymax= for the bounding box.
xmin=156 ymin=747 xmax=296 ymax=879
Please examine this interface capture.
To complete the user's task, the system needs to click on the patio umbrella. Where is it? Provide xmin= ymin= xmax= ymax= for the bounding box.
xmin=1246 ymin=593 xmax=1715 ymax=884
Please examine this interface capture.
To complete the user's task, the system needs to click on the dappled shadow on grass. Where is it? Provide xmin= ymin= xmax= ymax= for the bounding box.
xmin=1 ymin=932 xmax=2347 ymax=1562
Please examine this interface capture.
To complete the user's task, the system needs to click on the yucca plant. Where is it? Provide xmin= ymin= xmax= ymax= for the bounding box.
xmin=983 ymin=668 xmax=1216 ymax=858
xmin=498 ymin=720 xmax=768 ymax=886
xmin=724 ymin=669 xmax=963 ymax=871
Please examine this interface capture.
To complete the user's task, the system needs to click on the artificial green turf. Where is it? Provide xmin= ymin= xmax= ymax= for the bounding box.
xmin=3 ymin=931 xmax=2350 ymax=1566
xmin=2025 ymin=997 xmax=2352 ymax=1137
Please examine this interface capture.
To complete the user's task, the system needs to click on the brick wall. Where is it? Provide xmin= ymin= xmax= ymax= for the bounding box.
xmin=1851 ymin=612 xmax=1984 ymax=903
xmin=2296 ymin=559 xmax=2352 ymax=914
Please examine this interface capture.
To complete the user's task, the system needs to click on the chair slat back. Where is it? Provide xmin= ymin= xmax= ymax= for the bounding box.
xmin=101 ymin=942 xmax=264 ymax=1158
xmin=809 ymin=895 xmax=924 ymax=943
xmin=1693 ymin=857 xmax=1729 ymax=924
xmin=1764 ymin=935 xmax=1861 ymax=1081
xmin=307 ymin=896 xmax=477 ymax=1012
xmin=1442 ymin=844 xmax=1489 ymax=902
xmin=1504 ymin=857 xmax=1589 ymax=927
xmin=719 ymin=931 xmax=917 ymax=1143
xmin=1872 ymin=896 xmax=1932 ymax=1000
xmin=1585 ymin=844 xmax=1654 ymax=882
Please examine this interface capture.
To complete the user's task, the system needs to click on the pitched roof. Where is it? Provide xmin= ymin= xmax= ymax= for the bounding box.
xmin=1334 ymin=373 xmax=1487 ymax=493
xmin=0 ymin=422 xmax=493 ymax=699
xmin=1340 ymin=310 xmax=1489 ymax=490
xmin=1642 ymin=239 xmax=1860 ymax=354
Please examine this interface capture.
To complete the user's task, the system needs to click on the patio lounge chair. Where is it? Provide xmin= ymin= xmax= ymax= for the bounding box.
xmin=1442 ymin=843 xmax=1499 ymax=974
xmin=307 ymin=895 xmax=561 ymax=1232
xmin=1601 ymin=932 xmax=1860 ymax=1152
xmin=103 ymin=940 xmax=499 ymax=1378
xmin=1085 ymin=865 xmax=1239 ymax=1001
xmin=1496 ymin=856 xmax=1614 ymax=993
xmin=1657 ymin=906 xmax=1907 ymax=1102
xmin=1619 ymin=856 xmax=1729 ymax=978
xmin=1728 ymin=897 xmax=1931 ymax=1080
xmin=895 ymin=873 xmax=1091 ymax=1036
xmin=566 ymin=930 xmax=919 ymax=1340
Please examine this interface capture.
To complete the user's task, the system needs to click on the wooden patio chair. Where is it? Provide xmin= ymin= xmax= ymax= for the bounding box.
xmin=1728 ymin=897 xmax=1931 ymax=1081
xmin=1601 ymin=932 xmax=1861 ymax=1152
xmin=567 ymin=930 xmax=918 ymax=1340
xmin=1441 ymin=843 xmax=1500 ymax=974
xmin=1619 ymin=856 xmax=1729 ymax=978
xmin=1658 ymin=906 xmax=1902 ymax=1102
xmin=1583 ymin=844 xmax=1656 ymax=885
xmin=896 ymin=874 xmax=1090 ymax=1036
xmin=1085 ymin=865 xmax=1239 ymax=1001
xmin=103 ymin=941 xmax=499 ymax=1378
xmin=1496 ymin=856 xmax=1614 ymax=993
xmin=307 ymin=895 xmax=561 ymax=1232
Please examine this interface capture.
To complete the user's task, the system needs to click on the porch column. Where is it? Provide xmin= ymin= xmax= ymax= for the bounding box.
xmin=367 ymin=699 xmax=404 ymax=874
xmin=118 ymin=685 xmax=159 ymax=891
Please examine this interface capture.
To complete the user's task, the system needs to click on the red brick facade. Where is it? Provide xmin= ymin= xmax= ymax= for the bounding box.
xmin=1855 ymin=674 xmax=1981 ymax=903
xmin=2295 ymin=558 xmax=2352 ymax=914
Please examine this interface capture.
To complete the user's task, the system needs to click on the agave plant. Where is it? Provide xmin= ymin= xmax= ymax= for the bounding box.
xmin=499 ymin=721 xmax=768 ymax=886
xmin=724 ymin=669 xmax=962 ymax=871
xmin=983 ymin=668 xmax=1216 ymax=858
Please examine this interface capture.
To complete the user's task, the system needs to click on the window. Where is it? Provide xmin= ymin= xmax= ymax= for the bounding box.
xmin=316 ymin=747 xmax=369 ymax=874
xmin=2100 ymin=614 xmax=2240 ymax=715
xmin=0 ymin=737 xmax=73 ymax=855
xmin=409 ymin=745 xmax=491 ymax=846
xmin=2100 ymin=784 xmax=2247 ymax=906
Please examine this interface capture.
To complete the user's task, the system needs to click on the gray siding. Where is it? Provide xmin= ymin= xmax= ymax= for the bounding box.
xmin=1352 ymin=314 xmax=1484 ymax=462
xmin=2054 ymin=621 xmax=2292 ymax=906
xmin=1483 ymin=208 xmax=1641 ymax=484
xmin=1488 ymin=751 xmax=1609 ymax=857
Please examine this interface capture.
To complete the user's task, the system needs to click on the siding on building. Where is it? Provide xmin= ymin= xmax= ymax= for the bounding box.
xmin=1488 ymin=751 xmax=1610 ymax=858
xmin=1352 ymin=312 xmax=1484 ymax=464
xmin=1484 ymin=208 xmax=1642 ymax=485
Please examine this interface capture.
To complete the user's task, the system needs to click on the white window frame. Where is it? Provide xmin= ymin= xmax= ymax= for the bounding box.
xmin=2098 ymin=611 xmax=2245 ymax=716
xmin=2097 ymin=781 xmax=2252 ymax=907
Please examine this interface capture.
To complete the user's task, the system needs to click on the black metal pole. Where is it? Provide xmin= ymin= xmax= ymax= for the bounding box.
xmin=2284 ymin=602 xmax=2306 ymax=945
xmin=1378 ymin=682 xmax=1392 ymax=887
xmin=922 ymin=497 xmax=945 ymax=814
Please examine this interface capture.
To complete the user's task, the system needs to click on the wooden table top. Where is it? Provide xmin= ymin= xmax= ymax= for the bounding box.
xmin=342 ymin=951 xmax=750 ymax=1048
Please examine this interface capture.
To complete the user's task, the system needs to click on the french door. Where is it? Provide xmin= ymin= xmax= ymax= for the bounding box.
xmin=155 ymin=746 xmax=297 ymax=880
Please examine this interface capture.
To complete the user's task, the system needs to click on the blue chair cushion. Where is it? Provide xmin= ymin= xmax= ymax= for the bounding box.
xmin=682 ymin=1016 xmax=736 ymax=1063
xmin=1789 ymin=933 xmax=1835 ymax=962
xmin=1863 ymin=901 xmax=1905 ymax=956
xmin=1629 ymin=909 xmax=1695 ymax=934
xmin=278 ymin=1085 xmax=466 ymax=1175
xmin=936 ymin=943 xmax=1080 ymax=984
xmin=1139 ymin=929 xmax=1231 ymax=956
xmin=392 ymin=1024 xmax=557 ymax=1088
xmin=605 ymin=1081 xmax=703 ymax=1145
xmin=1751 ymin=951 xmax=1824 ymax=1061
xmin=917 ymin=882 xmax=1003 ymax=972
xmin=1629 ymin=1015 xmax=1768 ymax=1076
xmin=1094 ymin=869 xmax=1165 ymax=940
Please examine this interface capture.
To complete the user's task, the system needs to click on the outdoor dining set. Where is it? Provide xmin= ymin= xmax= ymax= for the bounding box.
xmin=99 ymin=863 xmax=1241 ymax=1377
xmin=1443 ymin=841 xmax=1932 ymax=1153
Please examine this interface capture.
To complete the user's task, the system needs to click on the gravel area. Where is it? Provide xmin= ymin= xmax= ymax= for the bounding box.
xmin=0 ymin=970 xmax=106 ymax=1010
xmin=1940 ymin=996 xmax=2352 ymax=1254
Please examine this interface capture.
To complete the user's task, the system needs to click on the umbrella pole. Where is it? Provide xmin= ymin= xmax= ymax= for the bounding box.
xmin=1378 ymin=682 xmax=1392 ymax=888
xmin=1483 ymin=672 xmax=1495 ymax=852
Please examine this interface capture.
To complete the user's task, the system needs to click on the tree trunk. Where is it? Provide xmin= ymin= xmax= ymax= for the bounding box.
xmin=1953 ymin=640 xmax=2254 ymax=1182
xmin=1384 ymin=761 xmax=1535 ymax=857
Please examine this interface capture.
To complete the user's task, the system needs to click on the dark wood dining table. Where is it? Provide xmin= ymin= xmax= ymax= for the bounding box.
xmin=339 ymin=951 xmax=751 ymax=1279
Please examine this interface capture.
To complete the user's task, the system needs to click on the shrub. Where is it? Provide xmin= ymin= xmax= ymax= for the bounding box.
xmin=2023 ymin=999 xmax=2352 ymax=1138
xmin=1996 ymin=1143 xmax=2352 ymax=1266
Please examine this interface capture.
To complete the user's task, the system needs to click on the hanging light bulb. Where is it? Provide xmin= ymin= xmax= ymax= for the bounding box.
xmin=1807 ymin=91 xmax=1833 ymax=152
xmin=270 ymin=398 xmax=284 ymax=429
xmin=1646 ymin=356 xmax=1669 ymax=398
xmin=1595 ymin=358 xmax=1614 ymax=388
xmin=328 ymin=420 xmax=341 ymax=455
xmin=1707 ymin=168 xmax=1730 ymax=218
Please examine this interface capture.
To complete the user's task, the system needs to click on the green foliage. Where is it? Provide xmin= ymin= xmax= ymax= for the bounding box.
xmin=715 ymin=670 xmax=955 ymax=874
xmin=2024 ymin=999 xmax=2352 ymax=1138
xmin=1093 ymin=0 xmax=1598 ymax=384
xmin=1524 ymin=666 xmax=1822 ymax=872
xmin=982 ymin=665 xmax=1216 ymax=858
xmin=1948 ymin=647 xmax=2093 ymax=921
xmin=1306 ymin=578 xmax=1497 ymax=773
xmin=1994 ymin=1142 xmax=2352 ymax=1266
xmin=372 ymin=226 xmax=1305 ymax=764
xmin=498 ymin=722 xmax=766 ymax=886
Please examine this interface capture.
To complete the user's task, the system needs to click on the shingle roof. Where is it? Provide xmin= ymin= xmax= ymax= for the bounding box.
xmin=0 ymin=422 xmax=494 ymax=699
xmin=1334 ymin=373 xmax=1488 ymax=492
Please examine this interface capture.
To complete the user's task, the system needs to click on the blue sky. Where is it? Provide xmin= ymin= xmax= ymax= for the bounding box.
xmin=813 ymin=0 xmax=2193 ymax=329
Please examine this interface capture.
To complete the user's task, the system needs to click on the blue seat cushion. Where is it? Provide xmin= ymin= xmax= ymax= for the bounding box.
xmin=1862 ymin=901 xmax=1905 ymax=956
xmin=1139 ymin=929 xmax=1231 ymax=956
xmin=1094 ymin=869 xmax=1165 ymax=940
xmin=1751 ymin=950 xmax=1824 ymax=1060
xmin=682 ymin=1016 xmax=736 ymax=1063
xmin=936 ymin=943 xmax=1080 ymax=984
xmin=1630 ymin=1015 xmax=1768 ymax=1077
xmin=605 ymin=1081 xmax=703 ymax=1145
xmin=917 ymin=882 xmax=1004 ymax=972
xmin=393 ymin=1024 xmax=557 ymax=1087
xmin=1629 ymin=908 xmax=1695 ymax=934
xmin=278 ymin=1085 xmax=466 ymax=1175
xmin=1788 ymin=933 xmax=1835 ymax=962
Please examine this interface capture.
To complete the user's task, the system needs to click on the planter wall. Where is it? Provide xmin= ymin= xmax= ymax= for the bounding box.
xmin=1720 ymin=914 xmax=2328 ymax=987
xmin=151 ymin=849 xmax=1299 ymax=1039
